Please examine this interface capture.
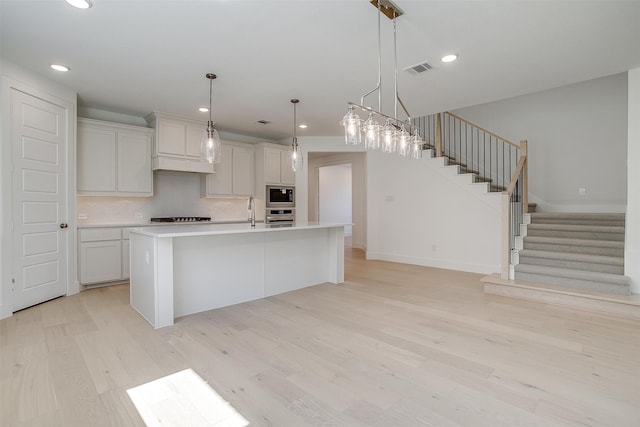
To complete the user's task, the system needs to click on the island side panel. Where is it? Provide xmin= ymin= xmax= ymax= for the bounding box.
xmin=264 ymin=228 xmax=332 ymax=296
xmin=130 ymin=233 xmax=175 ymax=328
xmin=172 ymin=233 xmax=265 ymax=318
xmin=328 ymin=226 xmax=345 ymax=284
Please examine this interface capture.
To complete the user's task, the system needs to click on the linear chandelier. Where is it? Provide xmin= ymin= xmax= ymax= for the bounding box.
xmin=340 ymin=0 xmax=424 ymax=160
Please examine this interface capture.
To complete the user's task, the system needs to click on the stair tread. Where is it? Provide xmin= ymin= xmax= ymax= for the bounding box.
xmin=524 ymin=236 xmax=625 ymax=248
xmin=514 ymin=264 xmax=630 ymax=285
xmin=531 ymin=212 xmax=625 ymax=220
xmin=527 ymin=223 xmax=625 ymax=233
xmin=518 ymin=249 xmax=623 ymax=265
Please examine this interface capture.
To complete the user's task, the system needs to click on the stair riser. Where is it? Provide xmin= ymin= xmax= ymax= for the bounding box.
xmin=514 ymin=272 xmax=630 ymax=295
xmin=526 ymin=229 xmax=625 ymax=241
xmin=518 ymin=257 xmax=624 ymax=274
xmin=523 ymin=242 xmax=624 ymax=257
xmin=531 ymin=219 xmax=625 ymax=227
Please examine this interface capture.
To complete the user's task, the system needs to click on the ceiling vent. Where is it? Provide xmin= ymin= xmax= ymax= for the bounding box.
xmin=256 ymin=119 xmax=271 ymax=125
xmin=403 ymin=61 xmax=433 ymax=75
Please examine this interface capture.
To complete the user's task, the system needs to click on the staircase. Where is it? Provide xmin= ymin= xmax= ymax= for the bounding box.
xmin=514 ymin=213 xmax=630 ymax=295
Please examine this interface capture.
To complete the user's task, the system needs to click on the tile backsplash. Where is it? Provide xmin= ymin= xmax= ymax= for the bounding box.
xmin=77 ymin=170 xmax=263 ymax=225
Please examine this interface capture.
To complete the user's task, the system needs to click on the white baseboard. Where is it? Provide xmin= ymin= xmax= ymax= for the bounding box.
xmin=0 ymin=303 xmax=11 ymax=320
xmin=365 ymin=251 xmax=499 ymax=275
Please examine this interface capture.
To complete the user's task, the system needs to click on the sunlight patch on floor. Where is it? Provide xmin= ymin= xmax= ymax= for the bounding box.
xmin=127 ymin=368 xmax=249 ymax=427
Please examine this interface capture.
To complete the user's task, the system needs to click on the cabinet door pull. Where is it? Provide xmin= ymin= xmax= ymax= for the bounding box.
xmin=59 ymin=223 xmax=68 ymax=229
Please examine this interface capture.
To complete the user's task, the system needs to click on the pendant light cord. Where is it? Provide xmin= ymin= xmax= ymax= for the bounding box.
xmin=208 ymin=77 xmax=213 ymax=128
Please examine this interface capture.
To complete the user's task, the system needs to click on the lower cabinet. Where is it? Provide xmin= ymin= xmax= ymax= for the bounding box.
xmin=79 ymin=228 xmax=130 ymax=286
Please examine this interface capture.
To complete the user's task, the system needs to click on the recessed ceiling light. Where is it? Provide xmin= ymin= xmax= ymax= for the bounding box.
xmin=441 ymin=54 xmax=458 ymax=63
xmin=198 ymin=107 xmax=209 ymax=113
xmin=65 ymin=0 xmax=92 ymax=9
xmin=50 ymin=64 xmax=70 ymax=72
xmin=298 ymin=124 xmax=308 ymax=129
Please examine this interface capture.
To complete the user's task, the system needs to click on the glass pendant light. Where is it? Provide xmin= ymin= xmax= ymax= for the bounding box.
xmin=363 ymin=112 xmax=381 ymax=150
xmin=289 ymin=99 xmax=303 ymax=172
xmin=201 ymin=73 xmax=222 ymax=164
xmin=397 ymin=125 xmax=410 ymax=157
xmin=410 ymin=133 xmax=424 ymax=159
xmin=340 ymin=105 xmax=362 ymax=145
xmin=381 ymin=119 xmax=397 ymax=153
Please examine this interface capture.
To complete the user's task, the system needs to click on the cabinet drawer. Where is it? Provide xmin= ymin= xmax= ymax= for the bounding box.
xmin=79 ymin=228 xmax=122 ymax=242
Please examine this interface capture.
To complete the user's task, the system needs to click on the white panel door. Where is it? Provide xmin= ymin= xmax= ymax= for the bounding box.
xmin=11 ymin=89 xmax=68 ymax=311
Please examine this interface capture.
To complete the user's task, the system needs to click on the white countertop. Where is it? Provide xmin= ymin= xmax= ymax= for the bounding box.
xmin=127 ymin=221 xmax=347 ymax=238
xmin=77 ymin=220 xmax=260 ymax=229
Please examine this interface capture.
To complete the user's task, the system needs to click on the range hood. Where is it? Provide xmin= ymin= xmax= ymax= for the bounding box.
xmin=146 ymin=112 xmax=215 ymax=174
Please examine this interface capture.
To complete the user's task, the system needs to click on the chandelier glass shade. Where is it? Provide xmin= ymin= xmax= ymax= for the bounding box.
xmin=201 ymin=73 xmax=222 ymax=164
xmin=340 ymin=105 xmax=363 ymax=145
xmin=363 ymin=112 xmax=381 ymax=150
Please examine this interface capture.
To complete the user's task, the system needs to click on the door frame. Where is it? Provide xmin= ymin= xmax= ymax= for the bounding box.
xmin=1 ymin=70 xmax=78 ymax=319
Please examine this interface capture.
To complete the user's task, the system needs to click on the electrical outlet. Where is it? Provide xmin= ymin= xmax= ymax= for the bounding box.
xmin=578 ymin=187 xmax=586 ymax=196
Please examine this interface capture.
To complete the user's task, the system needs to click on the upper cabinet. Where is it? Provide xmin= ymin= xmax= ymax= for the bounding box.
xmin=255 ymin=144 xmax=295 ymax=196
xmin=145 ymin=112 xmax=214 ymax=173
xmin=202 ymin=141 xmax=254 ymax=197
xmin=77 ymin=118 xmax=153 ymax=196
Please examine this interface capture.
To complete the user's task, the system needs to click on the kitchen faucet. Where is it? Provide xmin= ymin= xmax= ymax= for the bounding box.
xmin=247 ymin=195 xmax=256 ymax=228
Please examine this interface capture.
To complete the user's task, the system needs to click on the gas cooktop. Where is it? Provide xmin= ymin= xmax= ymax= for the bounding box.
xmin=150 ymin=217 xmax=211 ymax=223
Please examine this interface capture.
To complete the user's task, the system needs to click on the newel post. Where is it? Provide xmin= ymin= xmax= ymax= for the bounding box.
xmin=436 ymin=112 xmax=443 ymax=157
xmin=501 ymin=193 xmax=511 ymax=280
xmin=521 ymin=140 xmax=528 ymax=213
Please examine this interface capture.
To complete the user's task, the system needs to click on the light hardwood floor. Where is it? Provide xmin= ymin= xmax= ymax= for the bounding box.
xmin=1 ymin=243 xmax=639 ymax=426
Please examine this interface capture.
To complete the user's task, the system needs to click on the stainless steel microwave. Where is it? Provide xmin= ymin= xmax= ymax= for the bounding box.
xmin=266 ymin=185 xmax=295 ymax=207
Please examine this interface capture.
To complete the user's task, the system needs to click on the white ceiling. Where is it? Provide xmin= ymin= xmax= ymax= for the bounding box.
xmin=2 ymin=0 xmax=639 ymax=141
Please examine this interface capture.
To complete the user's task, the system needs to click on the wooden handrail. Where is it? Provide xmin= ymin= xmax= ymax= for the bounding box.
xmin=444 ymin=111 xmax=519 ymax=148
xmin=503 ymin=155 xmax=527 ymax=195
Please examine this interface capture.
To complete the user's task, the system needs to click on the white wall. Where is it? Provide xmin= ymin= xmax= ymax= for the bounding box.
xmin=319 ymin=164 xmax=352 ymax=236
xmin=296 ymin=137 xmax=502 ymax=274
xmin=366 ymin=152 xmax=502 ymax=273
xmin=625 ymin=68 xmax=640 ymax=293
xmin=453 ymin=73 xmax=628 ymax=212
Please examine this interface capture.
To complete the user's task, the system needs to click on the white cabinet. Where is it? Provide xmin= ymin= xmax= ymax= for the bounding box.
xmin=202 ymin=142 xmax=254 ymax=197
xmin=262 ymin=146 xmax=295 ymax=185
xmin=255 ymin=143 xmax=295 ymax=198
xmin=145 ymin=112 xmax=214 ymax=173
xmin=122 ymin=230 xmax=130 ymax=280
xmin=280 ymin=150 xmax=295 ymax=185
xmin=77 ymin=118 xmax=153 ymax=196
xmin=79 ymin=228 xmax=130 ymax=286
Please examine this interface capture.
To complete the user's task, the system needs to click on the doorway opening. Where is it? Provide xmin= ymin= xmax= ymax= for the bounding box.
xmin=318 ymin=164 xmax=352 ymax=237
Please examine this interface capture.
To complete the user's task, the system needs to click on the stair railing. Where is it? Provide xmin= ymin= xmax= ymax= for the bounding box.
xmin=412 ymin=112 xmax=528 ymax=279
xmin=502 ymin=140 xmax=528 ymax=279
xmin=413 ymin=112 xmax=521 ymax=191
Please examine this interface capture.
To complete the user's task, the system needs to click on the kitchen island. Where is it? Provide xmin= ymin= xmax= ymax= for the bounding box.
xmin=128 ymin=222 xmax=345 ymax=328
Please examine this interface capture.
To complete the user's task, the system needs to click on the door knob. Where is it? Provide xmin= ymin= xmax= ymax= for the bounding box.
xmin=59 ymin=223 xmax=68 ymax=229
